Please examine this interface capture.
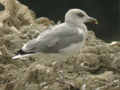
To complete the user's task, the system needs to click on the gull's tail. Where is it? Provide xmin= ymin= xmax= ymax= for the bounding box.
xmin=12 ymin=49 xmax=34 ymax=59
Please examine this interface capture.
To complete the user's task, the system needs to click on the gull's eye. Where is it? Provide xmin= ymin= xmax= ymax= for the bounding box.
xmin=77 ymin=13 xmax=84 ymax=17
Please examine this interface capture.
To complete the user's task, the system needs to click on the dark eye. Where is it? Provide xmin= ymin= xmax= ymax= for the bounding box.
xmin=77 ymin=13 xmax=84 ymax=17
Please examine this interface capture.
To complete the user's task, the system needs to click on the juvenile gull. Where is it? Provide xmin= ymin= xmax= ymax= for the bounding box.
xmin=12 ymin=8 xmax=97 ymax=59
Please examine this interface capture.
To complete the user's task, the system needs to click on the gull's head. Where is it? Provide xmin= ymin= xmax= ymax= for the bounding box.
xmin=65 ymin=9 xmax=98 ymax=25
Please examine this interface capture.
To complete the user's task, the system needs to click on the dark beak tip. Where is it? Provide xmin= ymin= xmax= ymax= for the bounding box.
xmin=94 ymin=20 xmax=98 ymax=24
xmin=91 ymin=19 xmax=98 ymax=24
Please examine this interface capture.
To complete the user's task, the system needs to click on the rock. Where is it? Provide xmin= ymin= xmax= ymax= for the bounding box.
xmin=0 ymin=0 xmax=35 ymax=29
xmin=36 ymin=17 xmax=54 ymax=26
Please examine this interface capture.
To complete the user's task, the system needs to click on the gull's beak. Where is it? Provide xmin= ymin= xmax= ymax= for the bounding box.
xmin=87 ymin=17 xmax=98 ymax=24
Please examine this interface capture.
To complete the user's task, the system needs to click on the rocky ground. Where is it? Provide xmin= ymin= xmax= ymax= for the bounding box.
xmin=0 ymin=0 xmax=120 ymax=90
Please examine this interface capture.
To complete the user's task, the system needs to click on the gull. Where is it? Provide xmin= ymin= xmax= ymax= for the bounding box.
xmin=12 ymin=8 xmax=97 ymax=59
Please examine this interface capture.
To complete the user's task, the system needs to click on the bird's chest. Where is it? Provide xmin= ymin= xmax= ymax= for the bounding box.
xmin=77 ymin=27 xmax=86 ymax=38
xmin=77 ymin=28 xmax=86 ymax=43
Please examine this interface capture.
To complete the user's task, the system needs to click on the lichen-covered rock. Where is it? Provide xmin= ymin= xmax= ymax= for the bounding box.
xmin=0 ymin=0 xmax=35 ymax=29
xmin=36 ymin=17 xmax=55 ymax=26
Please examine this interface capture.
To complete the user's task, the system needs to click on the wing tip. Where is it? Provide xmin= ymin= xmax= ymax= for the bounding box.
xmin=12 ymin=54 xmax=22 ymax=59
xmin=12 ymin=49 xmax=28 ymax=59
xmin=12 ymin=53 xmax=34 ymax=60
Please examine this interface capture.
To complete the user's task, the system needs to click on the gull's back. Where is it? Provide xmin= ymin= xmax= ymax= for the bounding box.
xmin=22 ymin=23 xmax=86 ymax=55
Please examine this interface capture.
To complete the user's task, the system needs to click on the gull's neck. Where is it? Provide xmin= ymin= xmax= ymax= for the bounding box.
xmin=66 ymin=22 xmax=88 ymax=33
xmin=66 ymin=21 xmax=85 ymax=28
